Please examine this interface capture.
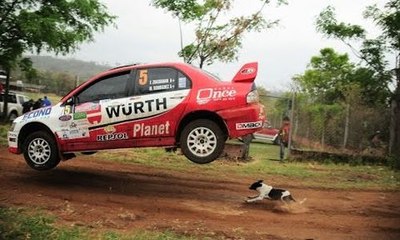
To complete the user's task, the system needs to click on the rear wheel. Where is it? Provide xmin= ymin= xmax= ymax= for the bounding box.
xmin=180 ymin=119 xmax=225 ymax=164
xmin=23 ymin=131 xmax=60 ymax=171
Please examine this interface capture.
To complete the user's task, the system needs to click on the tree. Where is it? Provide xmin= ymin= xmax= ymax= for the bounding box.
xmin=316 ymin=1 xmax=400 ymax=161
xmin=294 ymin=48 xmax=355 ymax=104
xmin=294 ymin=48 xmax=390 ymax=105
xmin=152 ymin=0 xmax=286 ymax=68
xmin=0 ymin=0 xmax=115 ymax=121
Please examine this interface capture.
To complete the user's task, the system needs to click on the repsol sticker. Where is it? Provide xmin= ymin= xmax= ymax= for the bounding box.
xmin=236 ymin=121 xmax=262 ymax=130
xmin=97 ymin=132 xmax=128 ymax=141
xmin=23 ymin=107 xmax=52 ymax=121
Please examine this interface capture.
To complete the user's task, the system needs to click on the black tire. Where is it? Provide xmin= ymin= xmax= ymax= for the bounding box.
xmin=23 ymin=131 xmax=60 ymax=171
xmin=180 ymin=119 xmax=225 ymax=164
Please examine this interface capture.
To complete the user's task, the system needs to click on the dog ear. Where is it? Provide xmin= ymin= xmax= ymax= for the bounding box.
xmin=257 ymin=180 xmax=263 ymax=183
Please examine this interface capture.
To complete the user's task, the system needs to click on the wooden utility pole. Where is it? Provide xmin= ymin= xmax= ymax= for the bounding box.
xmin=389 ymin=54 xmax=400 ymax=161
xmin=1 ymin=68 xmax=11 ymax=122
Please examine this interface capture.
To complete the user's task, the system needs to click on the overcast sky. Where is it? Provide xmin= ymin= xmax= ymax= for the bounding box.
xmin=66 ymin=0 xmax=387 ymax=91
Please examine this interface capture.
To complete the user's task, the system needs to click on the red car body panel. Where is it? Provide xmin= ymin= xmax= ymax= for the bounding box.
xmin=10 ymin=62 xmax=265 ymax=160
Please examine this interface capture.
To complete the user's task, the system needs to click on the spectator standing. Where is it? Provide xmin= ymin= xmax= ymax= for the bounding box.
xmin=278 ymin=116 xmax=291 ymax=161
xmin=32 ymin=98 xmax=42 ymax=110
xmin=22 ymin=99 xmax=34 ymax=113
xmin=42 ymin=96 xmax=51 ymax=107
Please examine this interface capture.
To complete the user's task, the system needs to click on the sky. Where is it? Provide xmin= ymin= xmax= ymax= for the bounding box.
xmin=66 ymin=0 xmax=387 ymax=91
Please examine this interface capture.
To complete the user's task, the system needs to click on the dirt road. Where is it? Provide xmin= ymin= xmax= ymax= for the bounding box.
xmin=1 ymin=148 xmax=399 ymax=239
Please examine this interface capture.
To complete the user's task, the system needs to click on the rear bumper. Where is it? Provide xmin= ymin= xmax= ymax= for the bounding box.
xmin=218 ymin=103 xmax=265 ymax=138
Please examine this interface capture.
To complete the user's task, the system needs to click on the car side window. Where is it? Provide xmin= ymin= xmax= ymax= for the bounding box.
xmin=134 ymin=67 xmax=191 ymax=95
xmin=0 ymin=94 xmax=17 ymax=103
xmin=18 ymin=96 xmax=25 ymax=104
xmin=76 ymin=71 xmax=131 ymax=104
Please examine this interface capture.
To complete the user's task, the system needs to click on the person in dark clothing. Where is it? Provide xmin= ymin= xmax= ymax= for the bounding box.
xmin=32 ymin=98 xmax=42 ymax=110
xmin=22 ymin=99 xmax=34 ymax=113
xmin=278 ymin=116 xmax=291 ymax=161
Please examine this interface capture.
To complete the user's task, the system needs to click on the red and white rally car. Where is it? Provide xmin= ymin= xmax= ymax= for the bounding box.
xmin=8 ymin=62 xmax=265 ymax=170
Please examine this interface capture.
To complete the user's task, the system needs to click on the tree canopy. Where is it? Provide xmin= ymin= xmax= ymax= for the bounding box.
xmin=316 ymin=0 xmax=400 ymax=160
xmin=294 ymin=48 xmax=391 ymax=105
xmin=0 ymin=0 xmax=115 ymax=68
xmin=0 ymin=0 xmax=115 ymax=121
xmin=153 ymin=0 xmax=287 ymax=68
xmin=294 ymin=48 xmax=354 ymax=104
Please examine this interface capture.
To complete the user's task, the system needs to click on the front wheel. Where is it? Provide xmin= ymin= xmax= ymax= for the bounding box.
xmin=23 ymin=131 xmax=60 ymax=171
xmin=180 ymin=119 xmax=225 ymax=164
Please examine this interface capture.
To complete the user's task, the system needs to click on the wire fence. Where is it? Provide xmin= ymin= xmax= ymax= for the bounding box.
xmin=267 ymin=93 xmax=390 ymax=160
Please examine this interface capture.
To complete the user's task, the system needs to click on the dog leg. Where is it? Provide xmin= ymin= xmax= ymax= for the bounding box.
xmin=246 ymin=195 xmax=264 ymax=203
xmin=247 ymin=195 xmax=260 ymax=199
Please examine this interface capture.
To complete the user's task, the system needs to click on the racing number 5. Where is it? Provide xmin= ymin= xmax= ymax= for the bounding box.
xmin=139 ymin=69 xmax=148 ymax=86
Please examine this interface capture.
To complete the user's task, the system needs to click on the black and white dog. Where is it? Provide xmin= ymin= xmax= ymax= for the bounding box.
xmin=246 ymin=180 xmax=296 ymax=203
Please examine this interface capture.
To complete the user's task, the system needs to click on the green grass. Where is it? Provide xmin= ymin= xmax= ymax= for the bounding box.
xmin=0 ymin=123 xmax=11 ymax=146
xmin=0 ymin=207 xmax=85 ymax=240
xmin=0 ymin=207 xmax=199 ymax=240
xmin=94 ymin=142 xmax=399 ymax=191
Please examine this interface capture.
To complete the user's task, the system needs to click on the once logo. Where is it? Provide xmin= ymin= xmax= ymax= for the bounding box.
xmin=196 ymin=88 xmax=236 ymax=105
xmin=236 ymin=121 xmax=262 ymax=130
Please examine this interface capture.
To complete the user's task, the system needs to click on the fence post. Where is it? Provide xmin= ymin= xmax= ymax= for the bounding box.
xmin=343 ymin=103 xmax=350 ymax=148
xmin=288 ymin=92 xmax=296 ymax=157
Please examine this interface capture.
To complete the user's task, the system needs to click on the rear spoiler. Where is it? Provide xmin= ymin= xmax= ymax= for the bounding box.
xmin=231 ymin=62 xmax=258 ymax=83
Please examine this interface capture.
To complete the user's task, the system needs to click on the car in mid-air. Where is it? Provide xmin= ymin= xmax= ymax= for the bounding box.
xmin=8 ymin=62 xmax=265 ymax=170
xmin=252 ymin=121 xmax=280 ymax=145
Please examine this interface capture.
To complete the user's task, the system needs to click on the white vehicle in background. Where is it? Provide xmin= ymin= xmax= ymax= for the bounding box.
xmin=0 ymin=92 xmax=30 ymax=121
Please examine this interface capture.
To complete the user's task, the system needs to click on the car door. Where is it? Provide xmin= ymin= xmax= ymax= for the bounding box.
xmin=127 ymin=67 xmax=191 ymax=144
xmin=61 ymin=70 xmax=133 ymax=151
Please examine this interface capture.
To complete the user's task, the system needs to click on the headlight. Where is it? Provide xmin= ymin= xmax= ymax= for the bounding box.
xmin=246 ymin=90 xmax=259 ymax=103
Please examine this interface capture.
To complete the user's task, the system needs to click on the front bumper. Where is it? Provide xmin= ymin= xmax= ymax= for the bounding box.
xmin=8 ymin=131 xmax=21 ymax=154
